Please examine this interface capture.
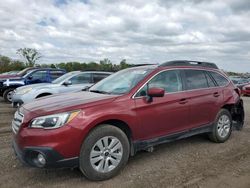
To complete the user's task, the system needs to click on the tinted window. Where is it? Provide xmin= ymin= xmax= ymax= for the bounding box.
xmin=205 ymin=72 xmax=216 ymax=87
xmin=50 ymin=70 xmax=65 ymax=80
xmin=185 ymin=70 xmax=208 ymax=90
xmin=93 ymin=73 xmax=110 ymax=83
xmin=210 ymin=72 xmax=229 ymax=86
xmin=136 ymin=70 xmax=183 ymax=97
xmin=30 ymin=70 xmax=47 ymax=80
xmin=70 ymin=73 xmax=91 ymax=84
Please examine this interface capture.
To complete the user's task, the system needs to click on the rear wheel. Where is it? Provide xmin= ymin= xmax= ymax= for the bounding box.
xmin=79 ymin=125 xmax=130 ymax=181
xmin=209 ymin=109 xmax=232 ymax=143
xmin=3 ymin=88 xmax=15 ymax=103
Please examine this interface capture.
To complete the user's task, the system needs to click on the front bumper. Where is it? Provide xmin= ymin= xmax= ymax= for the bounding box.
xmin=12 ymin=139 xmax=79 ymax=168
xmin=12 ymin=93 xmax=28 ymax=107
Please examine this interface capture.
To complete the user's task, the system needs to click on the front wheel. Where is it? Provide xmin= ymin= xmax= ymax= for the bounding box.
xmin=3 ymin=88 xmax=15 ymax=103
xmin=209 ymin=109 xmax=232 ymax=143
xmin=79 ymin=125 xmax=130 ymax=181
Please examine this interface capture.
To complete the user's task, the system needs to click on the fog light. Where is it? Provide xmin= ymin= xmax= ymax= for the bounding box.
xmin=37 ymin=153 xmax=46 ymax=167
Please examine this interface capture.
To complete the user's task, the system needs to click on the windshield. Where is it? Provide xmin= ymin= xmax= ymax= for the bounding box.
xmin=90 ymin=66 xmax=155 ymax=95
xmin=52 ymin=72 xmax=77 ymax=84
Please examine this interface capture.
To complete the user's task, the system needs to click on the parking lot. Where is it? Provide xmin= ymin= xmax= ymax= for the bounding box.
xmin=0 ymin=97 xmax=250 ymax=188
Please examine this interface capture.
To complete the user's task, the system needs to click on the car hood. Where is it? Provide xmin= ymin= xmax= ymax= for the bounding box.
xmin=0 ymin=74 xmax=20 ymax=79
xmin=22 ymin=91 xmax=118 ymax=116
xmin=16 ymin=83 xmax=57 ymax=92
xmin=0 ymin=75 xmax=22 ymax=81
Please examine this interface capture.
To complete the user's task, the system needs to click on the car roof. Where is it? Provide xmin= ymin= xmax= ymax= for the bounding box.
xmin=127 ymin=60 xmax=219 ymax=72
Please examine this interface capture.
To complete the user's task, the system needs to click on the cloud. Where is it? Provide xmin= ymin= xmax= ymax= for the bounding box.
xmin=0 ymin=0 xmax=249 ymax=72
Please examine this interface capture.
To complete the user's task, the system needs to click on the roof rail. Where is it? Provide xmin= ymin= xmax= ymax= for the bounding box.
xmin=131 ymin=63 xmax=157 ymax=67
xmin=159 ymin=60 xmax=218 ymax=69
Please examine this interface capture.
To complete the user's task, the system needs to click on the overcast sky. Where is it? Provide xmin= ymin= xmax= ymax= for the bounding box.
xmin=0 ymin=0 xmax=250 ymax=72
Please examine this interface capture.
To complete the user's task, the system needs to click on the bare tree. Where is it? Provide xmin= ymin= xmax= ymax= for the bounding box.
xmin=17 ymin=48 xmax=42 ymax=67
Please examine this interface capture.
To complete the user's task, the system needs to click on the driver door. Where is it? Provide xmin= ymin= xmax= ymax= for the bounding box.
xmin=58 ymin=73 xmax=93 ymax=93
xmin=26 ymin=70 xmax=48 ymax=84
xmin=134 ymin=70 xmax=191 ymax=140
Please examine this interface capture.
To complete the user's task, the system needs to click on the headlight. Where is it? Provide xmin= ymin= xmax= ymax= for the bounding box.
xmin=30 ymin=111 xmax=80 ymax=129
xmin=18 ymin=87 xmax=32 ymax=95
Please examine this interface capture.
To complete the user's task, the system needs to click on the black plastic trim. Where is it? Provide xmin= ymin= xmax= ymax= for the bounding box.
xmin=133 ymin=124 xmax=213 ymax=154
xmin=12 ymin=140 xmax=79 ymax=168
xmin=160 ymin=60 xmax=218 ymax=69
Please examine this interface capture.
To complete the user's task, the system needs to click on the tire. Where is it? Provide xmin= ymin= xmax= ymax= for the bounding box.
xmin=209 ymin=109 xmax=232 ymax=143
xmin=3 ymin=88 xmax=15 ymax=103
xmin=79 ymin=125 xmax=130 ymax=181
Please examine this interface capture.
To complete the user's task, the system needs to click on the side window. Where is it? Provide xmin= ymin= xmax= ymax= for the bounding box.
xmin=69 ymin=73 xmax=91 ymax=84
xmin=136 ymin=70 xmax=183 ymax=97
xmin=50 ymin=71 xmax=65 ymax=80
xmin=210 ymin=72 xmax=229 ymax=86
xmin=205 ymin=72 xmax=216 ymax=87
xmin=184 ymin=70 xmax=208 ymax=90
xmin=93 ymin=73 xmax=110 ymax=83
xmin=30 ymin=71 xmax=47 ymax=80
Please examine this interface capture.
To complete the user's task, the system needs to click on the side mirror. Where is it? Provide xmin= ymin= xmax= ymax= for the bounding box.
xmin=63 ymin=80 xmax=72 ymax=86
xmin=146 ymin=87 xmax=165 ymax=102
xmin=28 ymin=75 xmax=33 ymax=80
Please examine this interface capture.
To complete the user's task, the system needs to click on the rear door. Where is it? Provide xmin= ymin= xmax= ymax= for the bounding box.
xmin=134 ymin=69 xmax=191 ymax=140
xmin=183 ymin=69 xmax=222 ymax=129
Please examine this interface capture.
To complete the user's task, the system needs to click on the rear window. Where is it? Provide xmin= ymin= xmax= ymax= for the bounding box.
xmin=184 ymin=70 xmax=208 ymax=90
xmin=70 ymin=73 xmax=91 ymax=84
xmin=50 ymin=70 xmax=65 ymax=80
xmin=209 ymin=72 xmax=229 ymax=86
xmin=93 ymin=73 xmax=110 ymax=83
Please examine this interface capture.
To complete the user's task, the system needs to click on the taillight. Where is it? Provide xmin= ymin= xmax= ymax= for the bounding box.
xmin=234 ymin=88 xmax=241 ymax=96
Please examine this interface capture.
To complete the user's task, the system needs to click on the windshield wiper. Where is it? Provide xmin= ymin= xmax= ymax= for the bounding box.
xmin=89 ymin=90 xmax=111 ymax=94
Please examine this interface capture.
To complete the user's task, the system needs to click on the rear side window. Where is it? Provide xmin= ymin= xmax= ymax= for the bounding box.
xmin=210 ymin=72 xmax=229 ymax=86
xmin=205 ymin=72 xmax=216 ymax=87
xmin=50 ymin=70 xmax=65 ymax=80
xmin=70 ymin=73 xmax=91 ymax=84
xmin=93 ymin=73 xmax=110 ymax=83
xmin=184 ymin=70 xmax=208 ymax=90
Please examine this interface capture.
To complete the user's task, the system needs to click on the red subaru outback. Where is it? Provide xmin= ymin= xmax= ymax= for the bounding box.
xmin=12 ymin=61 xmax=244 ymax=180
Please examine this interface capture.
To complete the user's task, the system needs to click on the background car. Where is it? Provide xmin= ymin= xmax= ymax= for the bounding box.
xmin=0 ymin=67 xmax=39 ymax=79
xmin=0 ymin=68 xmax=66 ymax=102
xmin=12 ymin=71 xmax=112 ymax=107
xmin=229 ymin=76 xmax=250 ymax=89
xmin=241 ymin=84 xmax=250 ymax=96
xmin=0 ymin=71 xmax=19 ymax=75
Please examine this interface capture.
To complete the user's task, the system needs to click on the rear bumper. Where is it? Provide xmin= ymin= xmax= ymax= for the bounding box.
xmin=12 ymin=139 xmax=79 ymax=168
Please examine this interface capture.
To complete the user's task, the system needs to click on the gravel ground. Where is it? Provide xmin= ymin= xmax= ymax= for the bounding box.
xmin=0 ymin=97 xmax=250 ymax=188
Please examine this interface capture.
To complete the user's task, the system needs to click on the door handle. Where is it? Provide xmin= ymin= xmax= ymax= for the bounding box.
xmin=179 ymin=98 xmax=188 ymax=104
xmin=213 ymin=92 xmax=220 ymax=97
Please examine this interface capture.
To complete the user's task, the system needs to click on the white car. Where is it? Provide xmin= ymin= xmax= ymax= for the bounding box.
xmin=12 ymin=71 xmax=112 ymax=107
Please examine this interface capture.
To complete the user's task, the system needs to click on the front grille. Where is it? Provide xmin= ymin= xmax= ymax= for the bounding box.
xmin=12 ymin=111 xmax=24 ymax=134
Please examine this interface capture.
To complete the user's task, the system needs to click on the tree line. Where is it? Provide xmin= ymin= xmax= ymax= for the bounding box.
xmin=0 ymin=48 xmax=245 ymax=76
xmin=0 ymin=48 xmax=132 ymax=73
